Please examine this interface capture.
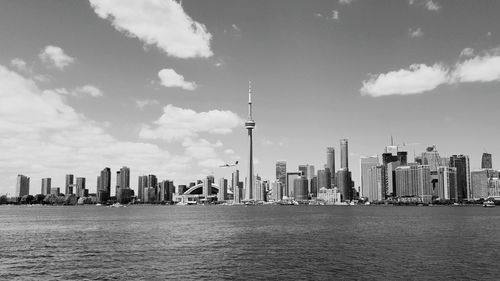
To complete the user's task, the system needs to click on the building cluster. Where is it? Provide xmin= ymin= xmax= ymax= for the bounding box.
xmin=360 ymin=144 xmax=499 ymax=203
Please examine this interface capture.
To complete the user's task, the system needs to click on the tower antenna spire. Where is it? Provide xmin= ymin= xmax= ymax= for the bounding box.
xmin=248 ymin=81 xmax=252 ymax=120
xmin=245 ymin=81 xmax=256 ymax=201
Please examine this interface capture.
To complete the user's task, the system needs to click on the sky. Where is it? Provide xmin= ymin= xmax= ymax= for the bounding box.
xmin=1 ymin=0 xmax=500 ymax=195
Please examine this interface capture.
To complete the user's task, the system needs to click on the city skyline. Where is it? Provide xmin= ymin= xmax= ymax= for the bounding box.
xmin=2 ymin=1 xmax=500 ymax=195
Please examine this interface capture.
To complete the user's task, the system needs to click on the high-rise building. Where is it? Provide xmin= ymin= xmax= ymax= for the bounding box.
xmin=271 ymin=181 xmax=283 ymax=201
xmin=65 ymin=174 xmax=74 ymax=195
xmin=481 ymin=153 xmax=492 ymax=169
xmin=326 ymin=147 xmax=335 ymax=187
xmin=488 ymin=178 xmax=500 ymax=197
xmin=138 ymin=175 xmax=148 ymax=201
xmin=421 ymin=145 xmax=442 ymax=171
xmin=203 ymin=176 xmax=213 ymax=198
xmin=298 ymin=164 xmax=315 ymax=194
xmin=232 ymin=170 xmax=242 ymax=204
xmin=16 ymin=174 xmax=30 ymax=197
xmin=97 ymin=168 xmax=111 ymax=203
xmin=286 ymin=172 xmax=302 ymax=198
xmin=245 ymin=82 xmax=256 ymax=201
xmin=50 ymin=187 xmax=60 ymax=195
xmin=218 ymin=178 xmax=228 ymax=201
xmin=41 ymin=178 xmax=51 ymax=195
xmin=293 ymin=176 xmax=308 ymax=201
xmin=120 ymin=167 xmax=130 ymax=188
xmin=317 ymin=169 xmax=331 ymax=190
xmin=276 ymin=161 xmax=286 ymax=187
xmin=437 ymin=166 xmax=457 ymax=200
xmin=254 ymin=175 xmax=266 ymax=201
xmin=471 ymin=170 xmax=490 ymax=199
xmin=340 ymin=139 xmax=349 ymax=169
xmin=367 ymin=165 xmax=385 ymax=201
xmin=336 ymin=168 xmax=352 ymax=201
xmin=449 ymin=155 xmax=470 ymax=201
xmin=76 ymin=177 xmax=86 ymax=197
xmin=360 ymin=156 xmax=379 ymax=199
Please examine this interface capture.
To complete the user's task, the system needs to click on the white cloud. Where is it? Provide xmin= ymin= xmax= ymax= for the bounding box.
xmin=487 ymin=31 xmax=492 ymax=37
xmin=158 ymin=68 xmax=197 ymax=90
xmin=425 ymin=0 xmax=441 ymax=11
xmin=88 ymin=0 xmax=212 ymax=58
xmin=453 ymin=53 xmax=500 ymax=83
xmin=339 ymin=0 xmax=354 ymax=4
xmin=73 ymin=85 xmax=103 ymax=97
xmin=223 ymin=148 xmax=235 ymax=155
xmin=182 ymin=138 xmax=222 ymax=160
xmin=139 ymin=104 xmax=243 ymax=142
xmin=361 ymin=63 xmax=449 ymax=97
xmin=198 ymin=158 xmax=225 ymax=169
xmin=136 ymin=99 xmax=159 ymax=109
xmin=459 ymin=48 xmax=474 ymax=58
xmin=10 ymin=58 xmax=30 ymax=73
xmin=0 ymin=64 xmax=196 ymax=194
xmin=315 ymin=10 xmax=339 ymax=21
xmin=409 ymin=27 xmax=423 ymax=38
xmin=39 ymin=45 xmax=75 ymax=70
xmin=231 ymin=24 xmax=241 ymax=33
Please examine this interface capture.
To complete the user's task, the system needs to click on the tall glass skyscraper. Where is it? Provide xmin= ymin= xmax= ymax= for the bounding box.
xmin=340 ymin=139 xmax=348 ymax=169
xmin=360 ymin=156 xmax=379 ymax=199
xmin=275 ymin=161 xmax=286 ymax=186
xmin=481 ymin=153 xmax=492 ymax=169
xmin=449 ymin=155 xmax=470 ymax=201
xmin=65 ymin=174 xmax=74 ymax=195
xmin=326 ymin=147 xmax=335 ymax=187
xmin=16 ymin=174 xmax=30 ymax=197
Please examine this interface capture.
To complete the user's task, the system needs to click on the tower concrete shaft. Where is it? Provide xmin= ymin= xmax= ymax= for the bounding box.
xmin=245 ymin=81 xmax=255 ymax=200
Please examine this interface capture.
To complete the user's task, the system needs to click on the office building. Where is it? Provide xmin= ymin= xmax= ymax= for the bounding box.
xmin=97 ymin=168 xmax=111 ymax=203
xmin=16 ymin=174 xmax=30 ymax=197
xmin=293 ymin=176 xmax=308 ymax=201
xmin=317 ymin=169 xmax=331 ymax=190
xmin=337 ymin=168 xmax=353 ymax=201
xmin=421 ymin=145 xmax=442 ymax=171
xmin=471 ymin=170 xmax=490 ymax=199
xmin=138 ymin=175 xmax=148 ymax=201
xmin=488 ymin=178 xmax=500 ymax=196
xmin=360 ymin=156 xmax=379 ymax=199
xmin=286 ymin=172 xmax=302 ymax=198
xmin=481 ymin=153 xmax=492 ymax=169
xmin=65 ymin=174 xmax=74 ymax=195
xmin=317 ymin=187 xmax=342 ymax=204
xmin=367 ymin=165 xmax=385 ymax=201
xmin=50 ymin=187 xmax=60 ymax=195
xmin=449 ymin=155 xmax=470 ymax=201
xmin=276 ymin=161 xmax=286 ymax=188
xmin=41 ymin=178 xmax=51 ymax=195
xmin=232 ymin=170 xmax=242 ymax=204
xmin=340 ymin=139 xmax=349 ymax=169
xmin=76 ymin=177 xmax=87 ymax=197
xmin=436 ymin=166 xmax=457 ymax=200
xmin=327 ymin=147 xmax=335 ymax=186
xmin=271 ymin=181 xmax=283 ymax=201
xmin=218 ymin=178 xmax=228 ymax=201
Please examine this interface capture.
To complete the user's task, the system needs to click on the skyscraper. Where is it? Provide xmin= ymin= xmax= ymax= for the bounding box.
xmin=41 ymin=178 xmax=51 ymax=195
xmin=276 ymin=161 xmax=286 ymax=187
xmin=326 ymin=147 xmax=335 ymax=187
xmin=437 ymin=166 xmax=457 ymax=200
xmin=471 ymin=170 xmax=490 ymax=199
xmin=271 ymin=181 xmax=283 ymax=201
xmin=367 ymin=165 xmax=385 ymax=201
xmin=218 ymin=178 xmax=228 ymax=201
xmin=65 ymin=174 xmax=74 ymax=195
xmin=340 ymin=139 xmax=349 ymax=169
xmin=286 ymin=172 xmax=302 ymax=198
xmin=16 ymin=174 xmax=30 ymax=197
xmin=76 ymin=177 xmax=86 ymax=197
xmin=293 ymin=176 xmax=308 ymax=201
xmin=449 ymin=155 xmax=470 ymax=201
xmin=245 ymin=82 xmax=256 ymax=201
xmin=317 ymin=169 xmax=331 ymax=190
xmin=360 ymin=156 xmax=379 ymax=199
xmin=481 ymin=153 xmax=492 ymax=169
xmin=337 ymin=168 xmax=353 ymax=201
xmin=138 ymin=175 xmax=148 ymax=201
xmin=97 ymin=167 xmax=111 ymax=203
xmin=421 ymin=145 xmax=441 ymax=171
xmin=232 ymin=169 xmax=242 ymax=204
xmin=120 ymin=167 xmax=130 ymax=188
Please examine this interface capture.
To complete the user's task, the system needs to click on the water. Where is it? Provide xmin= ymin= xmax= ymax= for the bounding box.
xmin=1 ymin=205 xmax=499 ymax=280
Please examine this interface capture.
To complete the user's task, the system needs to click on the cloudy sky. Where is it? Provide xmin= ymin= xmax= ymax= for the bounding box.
xmin=1 ymin=0 xmax=500 ymax=195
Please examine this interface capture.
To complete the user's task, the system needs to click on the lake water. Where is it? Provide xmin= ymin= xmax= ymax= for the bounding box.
xmin=1 ymin=205 xmax=499 ymax=280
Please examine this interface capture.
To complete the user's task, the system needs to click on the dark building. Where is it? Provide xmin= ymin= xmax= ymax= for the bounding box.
xmin=293 ymin=176 xmax=308 ymax=201
xmin=326 ymin=147 xmax=335 ymax=186
xmin=65 ymin=174 xmax=74 ymax=195
xmin=276 ymin=161 xmax=286 ymax=187
xmin=481 ymin=153 xmax=492 ymax=169
xmin=337 ymin=168 xmax=353 ymax=201
xmin=97 ymin=167 xmax=111 ymax=203
xmin=449 ymin=155 xmax=470 ymax=201
xmin=76 ymin=177 xmax=86 ymax=197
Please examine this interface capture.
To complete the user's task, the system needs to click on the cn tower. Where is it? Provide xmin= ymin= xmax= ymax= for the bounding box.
xmin=245 ymin=81 xmax=255 ymax=201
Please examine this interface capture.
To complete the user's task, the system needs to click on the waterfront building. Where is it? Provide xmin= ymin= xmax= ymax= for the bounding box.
xmin=471 ymin=170 xmax=490 ymax=199
xmin=340 ymin=139 xmax=348 ymax=169
xmin=326 ymin=147 xmax=335 ymax=186
xmin=65 ymin=174 xmax=74 ymax=195
xmin=120 ymin=167 xmax=130 ymax=188
xmin=138 ymin=175 xmax=148 ymax=201
xmin=436 ymin=166 xmax=457 ymax=200
xmin=232 ymin=170 xmax=242 ymax=204
xmin=360 ymin=156 xmax=379 ymax=199
xmin=254 ymin=175 xmax=266 ymax=201
xmin=317 ymin=187 xmax=342 ymax=204
xmin=293 ymin=176 xmax=308 ymax=201
xmin=218 ymin=178 xmax=228 ymax=201
xmin=416 ymin=165 xmax=432 ymax=202
xmin=117 ymin=187 xmax=133 ymax=204
xmin=299 ymin=164 xmax=315 ymax=194
xmin=449 ymin=155 xmax=470 ymax=201
xmin=203 ymin=176 xmax=213 ymax=198
xmin=271 ymin=181 xmax=283 ymax=201
xmin=76 ymin=177 xmax=86 ymax=197
xmin=41 ymin=178 xmax=51 ymax=195
xmin=245 ymin=82 xmax=256 ymax=201
xmin=276 ymin=161 xmax=286 ymax=189
xmin=286 ymin=172 xmax=302 ymax=198
xmin=488 ymin=178 xmax=500 ymax=196
xmin=116 ymin=171 xmax=121 ymax=196
xmin=395 ymin=165 xmax=430 ymax=200
xmin=97 ymin=168 xmax=111 ymax=203
xmin=367 ymin=165 xmax=385 ymax=201
xmin=481 ymin=153 xmax=492 ymax=169
xmin=386 ymin=161 xmax=401 ymax=197
xmin=336 ymin=168 xmax=353 ymax=201
xmin=16 ymin=174 xmax=30 ymax=197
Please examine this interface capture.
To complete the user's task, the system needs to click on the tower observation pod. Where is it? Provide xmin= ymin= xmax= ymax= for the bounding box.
xmin=245 ymin=81 xmax=255 ymax=201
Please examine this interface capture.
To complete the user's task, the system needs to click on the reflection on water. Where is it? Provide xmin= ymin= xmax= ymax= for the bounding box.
xmin=1 ymin=205 xmax=499 ymax=280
